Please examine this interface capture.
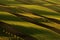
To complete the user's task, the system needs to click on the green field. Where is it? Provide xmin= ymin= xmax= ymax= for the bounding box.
xmin=0 ymin=0 xmax=60 ymax=40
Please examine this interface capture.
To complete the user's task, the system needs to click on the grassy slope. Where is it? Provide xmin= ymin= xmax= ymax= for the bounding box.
xmin=0 ymin=0 xmax=60 ymax=40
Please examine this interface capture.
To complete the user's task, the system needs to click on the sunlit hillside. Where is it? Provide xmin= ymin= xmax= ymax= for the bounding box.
xmin=0 ymin=0 xmax=60 ymax=40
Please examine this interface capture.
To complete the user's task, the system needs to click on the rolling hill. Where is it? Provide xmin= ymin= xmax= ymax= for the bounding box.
xmin=0 ymin=0 xmax=60 ymax=40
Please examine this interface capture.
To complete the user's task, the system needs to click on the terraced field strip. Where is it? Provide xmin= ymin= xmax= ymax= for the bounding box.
xmin=48 ymin=0 xmax=60 ymax=5
xmin=0 ymin=21 xmax=37 ymax=40
xmin=42 ymin=0 xmax=60 ymax=5
xmin=39 ymin=4 xmax=60 ymax=13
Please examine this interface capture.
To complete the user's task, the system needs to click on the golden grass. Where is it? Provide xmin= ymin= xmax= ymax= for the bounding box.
xmin=19 ymin=12 xmax=42 ymax=18
xmin=20 ymin=5 xmax=57 ymax=13
xmin=42 ymin=22 xmax=60 ymax=29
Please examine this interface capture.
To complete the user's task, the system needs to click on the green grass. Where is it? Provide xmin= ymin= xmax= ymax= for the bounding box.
xmin=0 ymin=0 xmax=60 ymax=40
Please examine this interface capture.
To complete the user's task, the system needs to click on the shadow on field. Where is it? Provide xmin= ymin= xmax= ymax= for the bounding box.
xmin=0 ymin=14 xmax=24 ymax=22
xmin=0 ymin=21 xmax=37 ymax=40
xmin=0 ymin=27 xmax=9 ymax=37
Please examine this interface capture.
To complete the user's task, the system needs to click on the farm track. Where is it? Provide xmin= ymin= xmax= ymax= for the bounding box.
xmin=0 ymin=21 xmax=37 ymax=40
xmin=0 ymin=5 xmax=60 ymax=34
